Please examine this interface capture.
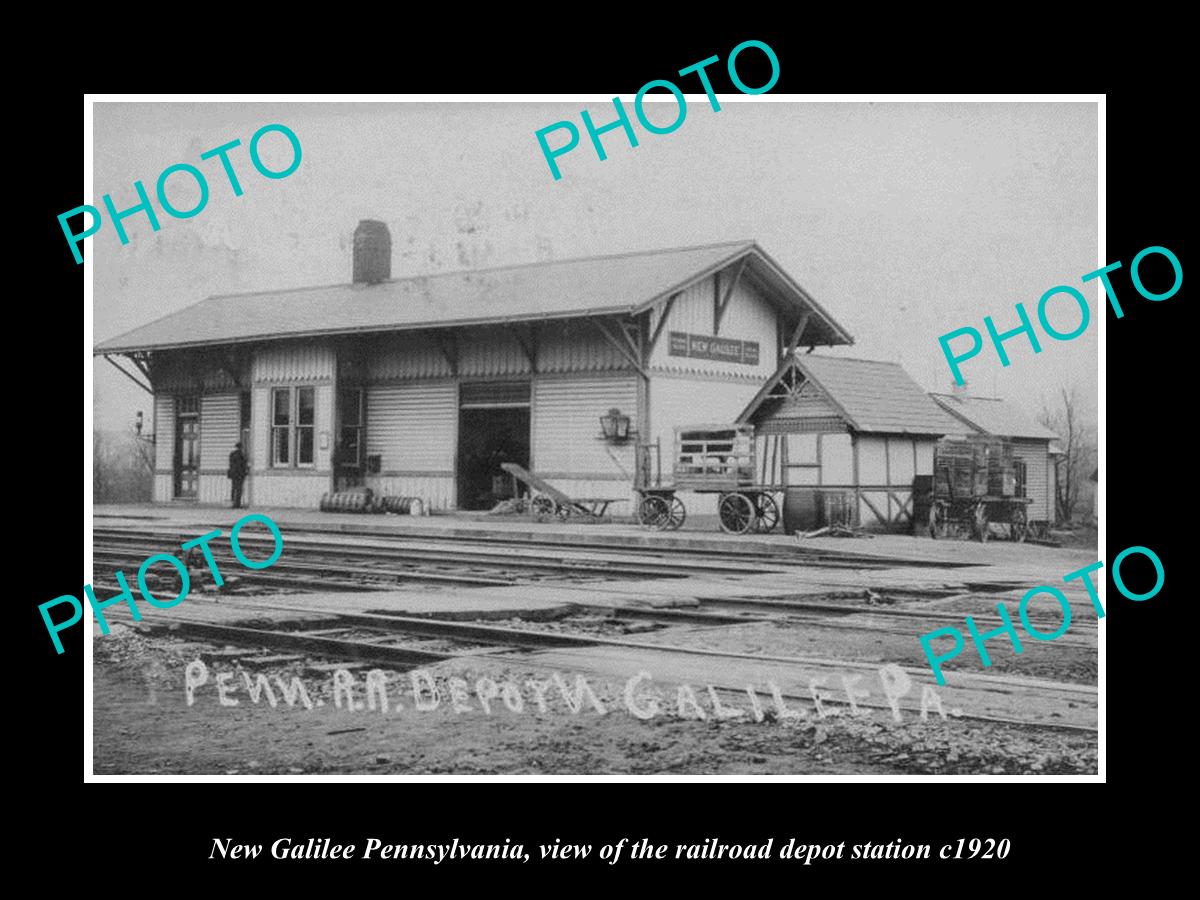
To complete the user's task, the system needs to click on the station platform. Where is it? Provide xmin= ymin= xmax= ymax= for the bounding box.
xmin=93 ymin=502 xmax=1097 ymax=573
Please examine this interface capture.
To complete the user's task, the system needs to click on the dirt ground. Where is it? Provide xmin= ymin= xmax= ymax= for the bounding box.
xmin=94 ymin=627 xmax=1097 ymax=776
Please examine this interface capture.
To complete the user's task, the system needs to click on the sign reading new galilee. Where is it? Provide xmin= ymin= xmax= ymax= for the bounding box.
xmin=668 ymin=332 xmax=760 ymax=366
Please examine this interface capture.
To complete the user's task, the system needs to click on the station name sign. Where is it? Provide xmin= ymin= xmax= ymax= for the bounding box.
xmin=668 ymin=332 xmax=760 ymax=366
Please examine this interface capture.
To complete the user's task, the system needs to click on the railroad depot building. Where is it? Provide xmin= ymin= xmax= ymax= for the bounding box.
xmin=95 ymin=224 xmax=862 ymax=513
xmin=928 ymin=393 xmax=1061 ymax=527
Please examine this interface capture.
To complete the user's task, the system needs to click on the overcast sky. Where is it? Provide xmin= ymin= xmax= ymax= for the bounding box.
xmin=91 ymin=100 xmax=1098 ymax=435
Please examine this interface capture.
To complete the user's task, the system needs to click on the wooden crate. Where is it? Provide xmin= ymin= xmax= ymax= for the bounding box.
xmin=673 ymin=425 xmax=756 ymax=490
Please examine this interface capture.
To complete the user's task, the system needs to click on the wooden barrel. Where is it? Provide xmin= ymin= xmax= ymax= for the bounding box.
xmin=378 ymin=495 xmax=425 ymax=516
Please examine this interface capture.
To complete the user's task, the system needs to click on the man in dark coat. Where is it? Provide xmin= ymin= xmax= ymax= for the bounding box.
xmin=228 ymin=442 xmax=248 ymax=508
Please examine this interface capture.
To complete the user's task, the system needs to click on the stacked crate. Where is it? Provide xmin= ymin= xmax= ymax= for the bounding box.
xmin=933 ymin=438 xmax=983 ymax=499
xmin=934 ymin=436 xmax=1016 ymax=499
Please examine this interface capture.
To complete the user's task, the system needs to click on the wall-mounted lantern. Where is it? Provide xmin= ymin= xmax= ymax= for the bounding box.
xmin=599 ymin=407 xmax=632 ymax=443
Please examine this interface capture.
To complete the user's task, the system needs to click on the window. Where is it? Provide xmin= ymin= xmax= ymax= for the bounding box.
xmin=271 ymin=388 xmax=291 ymax=466
xmin=271 ymin=386 xmax=317 ymax=468
xmin=1014 ymin=460 xmax=1027 ymax=498
xmin=337 ymin=387 xmax=364 ymax=468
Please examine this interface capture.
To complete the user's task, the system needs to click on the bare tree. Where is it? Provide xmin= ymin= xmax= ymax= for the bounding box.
xmin=1039 ymin=387 xmax=1096 ymax=525
xmin=94 ymin=428 xmax=154 ymax=503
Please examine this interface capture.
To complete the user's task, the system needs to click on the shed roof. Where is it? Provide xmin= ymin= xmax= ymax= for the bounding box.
xmin=739 ymin=354 xmax=964 ymax=435
xmin=94 ymin=240 xmax=853 ymax=355
xmin=928 ymin=394 xmax=1059 ymax=441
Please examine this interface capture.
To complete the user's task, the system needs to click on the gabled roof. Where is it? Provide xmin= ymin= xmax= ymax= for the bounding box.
xmin=929 ymin=393 xmax=1059 ymax=441
xmin=739 ymin=354 xmax=963 ymax=435
xmin=94 ymin=240 xmax=854 ymax=355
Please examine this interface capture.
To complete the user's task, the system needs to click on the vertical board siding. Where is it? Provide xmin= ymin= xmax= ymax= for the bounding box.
xmin=458 ymin=326 xmax=533 ymax=377
xmin=366 ymin=382 xmax=457 ymax=472
xmin=252 ymin=343 xmax=336 ymax=383
xmin=648 ymin=273 xmax=778 ymax=380
xmin=1014 ymin=440 xmax=1050 ymax=521
xmin=539 ymin=321 xmax=629 ymax=373
xmin=369 ymin=333 xmax=454 ymax=380
xmin=532 ymin=376 xmax=638 ymax=479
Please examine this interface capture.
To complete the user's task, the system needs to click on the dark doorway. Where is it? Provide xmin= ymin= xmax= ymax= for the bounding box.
xmin=457 ymin=407 xmax=530 ymax=510
xmin=174 ymin=395 xmax=200 ymax=499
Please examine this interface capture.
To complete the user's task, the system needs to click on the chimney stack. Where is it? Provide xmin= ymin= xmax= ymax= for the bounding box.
xmin=353 ymin=219 xmax=391 ymax=285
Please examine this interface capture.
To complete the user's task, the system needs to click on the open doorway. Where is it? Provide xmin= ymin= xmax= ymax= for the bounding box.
xmin=457 ymin=406 xmax=530 ymax=510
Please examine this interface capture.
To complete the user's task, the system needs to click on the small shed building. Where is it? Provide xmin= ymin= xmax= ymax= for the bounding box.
xmin=928 ymin=393 xmax=1060 ymax=527
xmin=737 ymin=355 xmax=963 ymax=533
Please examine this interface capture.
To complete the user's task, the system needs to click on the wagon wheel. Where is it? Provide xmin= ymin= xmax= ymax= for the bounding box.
xmin=973 ymin=502 xmax=990 ymax=543
xmin=665 ymin=496 xmax=687 ymax=531
xmin=1009 ymin=506 xmax=1028 ymax=543
xmin=928 ymin=502 xmax=947 ymax=539
xmin=531 ymin=495 xmax=555 ymax=518
xmin=718 ymin=492 xmax=757 ymax=535
xmin=753 ymin=493 xmax=780 ymax=533
xmin=638 ymin=495 xmax=670 ymax=529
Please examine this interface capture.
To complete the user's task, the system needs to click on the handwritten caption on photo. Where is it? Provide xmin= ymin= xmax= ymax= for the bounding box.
xmin=919 ymin=544 xmax=1164 ymax=684
xmin=937 ymin=245 xmax=1182 ymax=384
xmin=43 ymin=513 xmax=284 ymax=654
xmin=185 ymin=660 xmax=960 ymax=723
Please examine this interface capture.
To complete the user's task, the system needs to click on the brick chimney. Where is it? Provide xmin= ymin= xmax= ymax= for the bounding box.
xmin=353 ymin=220 xmax=391 ymax=284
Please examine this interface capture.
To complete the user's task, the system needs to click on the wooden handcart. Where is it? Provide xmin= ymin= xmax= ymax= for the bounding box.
xmin=927 ymin=437 xmax=1031 ymax=542
xmin=500 ymin=462 xmax=627 ymax=521
xmin=635 ymin=425 xmax=781 ymax=535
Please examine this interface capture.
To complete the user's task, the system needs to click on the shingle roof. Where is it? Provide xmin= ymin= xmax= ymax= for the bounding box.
xmin=94 ymin=240 xmax=853 ymax=354
xmin=929 ymin=394 xmax=1059 ymax=441
xmin=740 ymin=354 xmax=964 ymax=435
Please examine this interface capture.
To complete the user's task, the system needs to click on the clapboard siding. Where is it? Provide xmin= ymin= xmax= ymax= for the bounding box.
xmin=533 ymin=376 xmax=638 ymax=479
xmin=154 ymin=394 xmax=175 ymax=480
xmin=366 ymin=382 xmax=457 ymax=473
xmin=1014 ymin=439 xmax=1051 ymax=522
xmin=197 ymin=393 xmax=240 ymax=504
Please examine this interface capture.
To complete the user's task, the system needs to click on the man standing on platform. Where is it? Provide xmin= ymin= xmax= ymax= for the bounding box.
xmin=227 ymin=442 xmax=248 ymax=509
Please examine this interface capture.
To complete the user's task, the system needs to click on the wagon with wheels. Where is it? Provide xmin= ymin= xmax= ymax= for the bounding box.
xmin=927 ymin=436 xmax=1032 ymax=542
xmin=500 ymin=462 xmax=628 ymax=522
xmin=635 ymin=424 xmax=782 ymax=535
xmin=928 ymin=495 xmax=1032 ymax=543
